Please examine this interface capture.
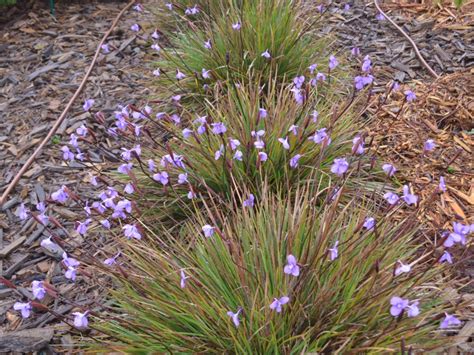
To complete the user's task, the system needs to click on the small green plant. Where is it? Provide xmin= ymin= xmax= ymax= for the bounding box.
xmin=51 ymin=135 xmax=61 ymax=145
xmin=94 ymin=186 xmax=457 ymax=353
xmin=0 ymin=0 xmax=16 ymax=5
xmin=453 ymin=0 xmax=466 ymax=9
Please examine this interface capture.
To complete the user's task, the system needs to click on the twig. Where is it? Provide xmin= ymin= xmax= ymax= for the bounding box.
xmin=0 ymin=0 xmax=136 ymax=207
xmin=373 ymin=0 xmax=440 ymax=79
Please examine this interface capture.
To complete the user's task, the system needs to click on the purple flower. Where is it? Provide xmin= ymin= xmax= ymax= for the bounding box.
xmin=63 ymin=252 xmax=80 ymax=268
xmin=153 ymin=172 xmax=169 ymax=186
xmin=251 ymin=129 xmax=265 ymax=138
xmin=283 ymin=255 xmax=300 ymax=277
xmin=258 ymin=151 xmax=268 ymax=162
xmin=123 ymin=224 xmax=142 ymax=240
xmin=202 ymin=68 xmax=211 ymax=79
xmin=69 ymin=134 xmax=78 ymax=147
xmin=243 ymin=194 xmax=255 ymax=208
xmin=51 ymin=185 xmax=69 ymax=203
xmin=133 ymin=3 xmax=144 ymax=11
xmin=185 ymin=5 xmax=199 ymax=15
xmin=36 ymin=201 xmax=46 ymax=213
xmin=178 ymin=173 xmax=188 ymax=184
xmin=444 ymin=222 xmax=470 ymax=247
xmin=402 ymin=185 xmax=418 ymax=205
xmin=392 ymin=81 xmax=400 ymax=91
xmin=101 ymin=44 xmax=110 ymax=53
xmin=278 ymin=137 xmax=290 ymax=150
xmin=234 ymin=150 xmax=243 ymax=161
xmin=117 ymin=163 xmax=133 ymax=174
xmin=176 ymin=70 xmax=186 ymax=80
xmin=83 ymin=99 xmax=94 ymax=112
xmin=61 ymin=146 xmax=74 ymax=161
xmin=288 ymin=125 xmax=299 ymax=136
xmin=182 ymin=128 xmax=193 ymax=139
xmin=311 ymin=110 xmax=319 ymax=122
xmin=406 ymin=301 xmax=420 ymax=317
xmin=328 ymin=241 xmax=339 ymax=261
xmin=382 ymin=163 xmax=396 ymax=177
xmin=148 ymin=159 xmax=156 ymax=172
xmin=315 ymin=72 xmax=326 ymax=82
xmin=215 ymin=145 xmax=224 ymax=160
xmin=269 ymin=296 xmax=290 ymax=313
xmin=352 ymin=136 xmax=365 ymax=155
xmin=124 ymin=183 xmax=135 ymax=194
xmin=187 ymin=190 xmax=197 ymax=199
xmin=404 ymin=90 xmax=416 ymax=102
xmin=439 ymin=176 xmax=447 ymax=192
xmin=316 ymin=4 xmax=324 ymax=12
xmin=211 ymin=122 xmax=227 ymax=135
xmin=384 ymin=192 xmax=399 ymax=205
xmin=229 ymin=138 xmax=241 ymax=150
xmin=180 ymin=270 xmax=189 ymax=289
xmin=423 ymin=139 xmax=436 ymax=152
xmin=440 ymin=313 xmax=461 ymax=329
xmin=104 ymin=252 xmax=120 ymax=266
xmin=361 ymin=56 xmax=372 ymax=72
xmin=31 ymin=280 xmax=46 ymax=300
xmin=101 ymin=219 xmax=111 ymax=229
xmin=16 ymin=203 xmax=29 ymax=220
xmin=254 ymin=139 xmax=265 ymax=149
xmin=363 ymin=217 xmax=375 ymax=230
xmin=331 ymin=158 xmax=349 ymax=176
xmin=395 ymin=260 xmax=411 ymax=276
xmin=290 ymin=154 xmax=302 ymax=169
xmin=75 ymin=219 xmax=91 ymax=236
xmin=344 ymin=3 xmax=351 ymax=11
xmin=354 ymin=76 xmax=365 ymax=90
xmin=293 ymin=75 xmax=305 ymax=89
xmin=130 ymin=23 xmax=140 ymax=32
xmin=329 ymin=55 xmax=339 ymax=70
xmin=261 ymin=50 xmax=271 ymax=59
xmin=202 ymin=225 xmax=215 ymax=238
xmin=151 ymin=29 xmax=160 ymax=39
xmin=40 ymin=237 xmax=61 ymax=254
xmin=376 ymin=12 xmax=385 ymax=21
xmin=292 ymin=88 xmax=305 ymax=104
xmin=351 ymin=47 xmax=360 ymax=56
xmin=72 ymin=311 xmax=89 ymax=329
xmin=204 ymin=39 xmax=212 ymax=49
xmin=153 ymin=68 xmax=161 ymax=77
xmin=227 ymin=308 xmax=242 ymax=327
xmin=439 ymin=250 xmax=453 ymax=264
xmin=309 ymin=128 xmax=331 ymax=144
xmin=308 ymin=63 xmax=317 ymax=74
xmin=165 ymin=3 xmax=172 ymax=10
xmin=390 ymin=296 xmax=409 ymax=317
xmin=13 ymin=302 xmax=32 ymax=318
xmin=232 ymin=22 xmax=241 ymax=30
xmin=259 ymin=107 xmax=267 ymax=119
xmin=197 ymin=124 xmax=207 ymax=135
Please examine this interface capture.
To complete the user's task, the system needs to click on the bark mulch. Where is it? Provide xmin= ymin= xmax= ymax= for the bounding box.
xmin=0 ymin=0 xmax=157 ymax=351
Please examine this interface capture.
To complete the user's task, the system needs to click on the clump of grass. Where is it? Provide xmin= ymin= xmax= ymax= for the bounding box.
xmin=129 ymin=76 xmax=379 ymax=230
xmin=153 ymin=0 xmax=329 ymax=105
xmin=94 ymin=184 xmax=456 ymax=353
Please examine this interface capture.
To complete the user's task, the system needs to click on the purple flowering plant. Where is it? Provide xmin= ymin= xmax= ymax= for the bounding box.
xmin=6 ymin=1 xmax=469 ymax=352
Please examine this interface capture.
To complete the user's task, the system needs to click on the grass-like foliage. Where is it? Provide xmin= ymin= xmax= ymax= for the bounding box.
xmin=129 ymin=77 xmax=379 ymax=229
xmin=153 ymin=0 xmax=328 ymax=104
xmin=95 ymin=185 xmax=452 ymax=353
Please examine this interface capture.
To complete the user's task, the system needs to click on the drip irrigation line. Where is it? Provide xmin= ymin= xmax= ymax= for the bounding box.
xmin=373 ymin=0 xmax=440 ymax=79
xmin=0 ymin=0 xmax=136 ymax=207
